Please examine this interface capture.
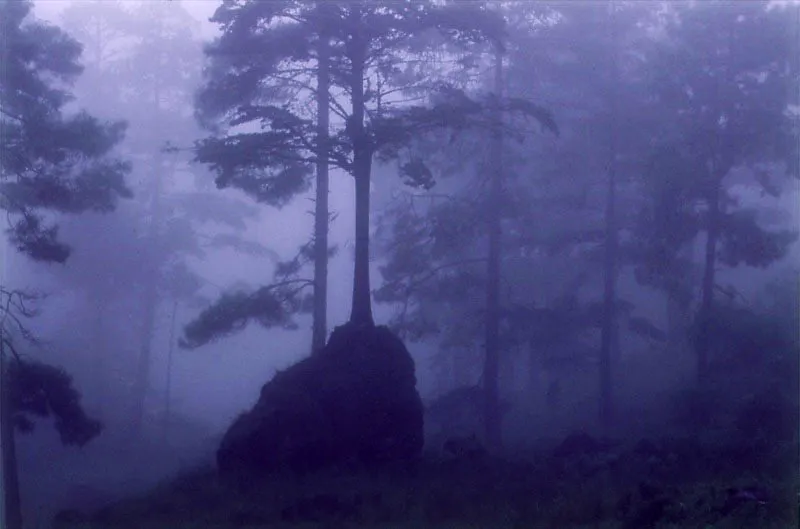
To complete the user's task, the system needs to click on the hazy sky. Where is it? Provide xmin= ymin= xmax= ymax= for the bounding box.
xmin=35 ymin=0 xmax=220 ymax=35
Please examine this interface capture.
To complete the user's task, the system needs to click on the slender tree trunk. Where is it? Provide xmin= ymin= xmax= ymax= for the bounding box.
xmin=92 ymin=294 xmax=107 ymax=415
xmin=599 ymin=161 xmax=618 ymax=427
xmin=666 ymin=290 xmax=682 ymax=349
xmin=527 ymin=340 xmax=540 ymax=397
xmin=312 ymin=26 xmax=330 ymax=352
xmin=1 ymin=346 xmax=22 ymax=529
xmin=666 ymin=247 xmax=694 ymax=355
xmin=599 ymin=0 xmax=620 ymax=430
xmin=483 ymin=43 xmax=504 ymax=452
xmin=348 ymin=12 xmax=374 ymax=327
xmin=163 ymin=299 xmax=177 ymax=445
xmin=696 ymin=182 xmax=721 ymax=384
xmin=131 ymin=277 xmax=158 ymax=438
xmin=131 ymin=79 xmax=165 ymax=438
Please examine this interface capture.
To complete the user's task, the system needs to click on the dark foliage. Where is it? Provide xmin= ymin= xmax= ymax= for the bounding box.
xmin=1 ymin=0 xmax=132 ymax=262
xmin=179 ymin=237 xmax=332 ymax=349
xmin=53 ymin=430 xmax=800 ymax=529
xmin=688 ymin=303 xmax=797 ymax=376
xmin=7 ymin=358 xmax=102 ymax=447
xmin=425 ymin=385 xmax=512 ymax=442
xmin=441 ymin=434 xmax=487 ymax=461
xmin=717 ymin=210 xmax=798 ymax=268
xmin=179 ymin=280 xmax=309 ymax=349
xmin=373 ymin=87 xmax=559 ymax=167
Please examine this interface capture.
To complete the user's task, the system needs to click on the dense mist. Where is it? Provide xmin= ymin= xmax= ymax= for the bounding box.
xmin=1 ymin=1 xmax=798 ymax=528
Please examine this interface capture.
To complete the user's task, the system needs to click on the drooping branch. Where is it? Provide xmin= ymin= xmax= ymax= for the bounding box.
xmin=179 ymin=279 xmax=314 ymax=350
xmin=373 ymin=87 xmax=559 ymax=167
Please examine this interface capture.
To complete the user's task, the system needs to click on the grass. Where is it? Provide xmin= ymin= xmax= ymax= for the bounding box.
xmin=51 ymin=436 xmax=799 ymax=529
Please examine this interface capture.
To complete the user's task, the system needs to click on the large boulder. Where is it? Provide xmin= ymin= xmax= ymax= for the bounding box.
xmin=217 ymin=322 xmax=424 ymax=476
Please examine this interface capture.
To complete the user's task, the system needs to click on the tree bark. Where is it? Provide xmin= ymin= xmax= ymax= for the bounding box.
xmin=483 ymin=43 xmax=504 ymax=452
xmin=312 ymin=24 xmax=330 ymax=352
xmin=348 ymin=9 xmax=374 ymax=327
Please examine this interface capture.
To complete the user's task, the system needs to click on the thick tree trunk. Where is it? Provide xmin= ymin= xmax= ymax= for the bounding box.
xmin=351 ymin=158 xmax=373 ymax=326
xmin=312 ymin=27 xmax=330 ymax=352
xmin=696 ymin=183 xmax=721 ymax=384
xmin=348 ymin=11 xmax=374 ymax=327
xmin=1 ymin=351 xmax=22 ymax=529
xmin=483 ymin=44 xmax=504 ymax=452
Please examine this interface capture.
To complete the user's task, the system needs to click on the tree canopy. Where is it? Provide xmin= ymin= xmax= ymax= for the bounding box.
xmin=0 ymin=0 xmax=132 ymax=263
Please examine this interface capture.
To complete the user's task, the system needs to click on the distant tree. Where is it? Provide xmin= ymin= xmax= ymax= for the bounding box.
xmin=376 ymin=0 xmax=680 ymax=436
xmin=0 ymin=1 xmax=129 ymax=527
xmin=120 ymin=0 xmax=211 ymax=440
xmin=522 ymin=0 xmax=658 ymax=427
xmin=371 ymin=2 xmax=563 ymax=449
xmin=57 ymin=0 xmax=269 ymax=439
xmin=644 ymin=0 xmax=799 ymax=383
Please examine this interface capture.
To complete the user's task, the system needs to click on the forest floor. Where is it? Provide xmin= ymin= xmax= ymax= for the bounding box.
xmin=51 ymin=434 xmax=799 ymax=529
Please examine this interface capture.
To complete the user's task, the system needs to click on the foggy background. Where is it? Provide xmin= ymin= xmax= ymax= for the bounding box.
xmin=2 ymin=0 xmax=797 ymax=525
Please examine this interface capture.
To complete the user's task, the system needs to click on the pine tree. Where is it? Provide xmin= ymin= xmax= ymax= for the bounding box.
xmin=1 ymin=0 xmax=132 ymax=262
xmin=190 ymin=0 xmax=329 ymax=352
xmin=0 ymin=2 xmax=130 ymax=527
xmin=645 ymin=0 xmax=799 ymax=383
xmin=187 ymin=0 xmax=543 ymax=349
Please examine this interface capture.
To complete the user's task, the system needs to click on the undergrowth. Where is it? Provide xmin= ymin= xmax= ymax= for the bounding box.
xmin=51 ymin=436 xmax=799 ymax=529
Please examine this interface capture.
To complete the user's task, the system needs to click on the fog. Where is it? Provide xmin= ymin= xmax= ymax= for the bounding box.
xmin=1 ymin=1 xmax=798 ymax=528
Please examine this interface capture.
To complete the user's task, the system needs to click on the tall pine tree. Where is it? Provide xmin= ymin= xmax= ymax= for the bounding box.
xmin=645 ymin=0 xmax=799 ymax=383
xmin=187 ymin=1 xmax=537 ymax=349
